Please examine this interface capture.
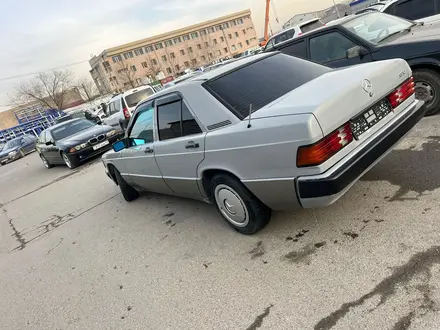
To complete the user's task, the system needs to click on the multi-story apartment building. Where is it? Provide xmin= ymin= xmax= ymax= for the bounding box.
xmin=89 ymin=9 xmax=258 ymax=94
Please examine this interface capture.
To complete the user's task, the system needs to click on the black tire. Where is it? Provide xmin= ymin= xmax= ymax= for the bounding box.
xmin=210 ymin=174 xmax=271 ymax=235
xmin=19 ymin=149 xmax=25 ymax=158
xmin=413 ymin=69 xmax=440 ymax=116
xmin=61 ymin=152 xmax=79 ymax=169
xmin=114 ymin=169 xmax=139 ymax=202
xmin=40 ymin=153 xmax=53 ymax=169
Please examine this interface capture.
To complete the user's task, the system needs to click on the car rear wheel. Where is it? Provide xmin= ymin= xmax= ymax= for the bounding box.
xmin=210 ymin=174 xmax=271 ymax=235
xmin=413 ymin=69 xmax=440 ymax=116
xmin=114 ymin=169 xmax=139 ymax=202
xmin=40 ymin=154 xmax=53 ymax=169
xmin=61 ymin=152 xmax=79 ymax=169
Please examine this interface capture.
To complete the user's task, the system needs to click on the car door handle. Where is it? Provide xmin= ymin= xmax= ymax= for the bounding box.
xmin=144 ymin=147 xmax=154 ymax=154
xmin=185 ymin=141 xmax=199 ymax=149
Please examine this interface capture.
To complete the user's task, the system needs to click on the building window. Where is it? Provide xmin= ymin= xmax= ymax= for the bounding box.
xmin=155 ymin=43 xmax=163 ymax=50
xmin=152 ymin=59 xmax=158 ymax=65
xmin=209 ymin=53 xmax=213 ymax=59
xmin=242 ymin=29 xmax=246 ymax=34
xmin=220 ymin=36 xmax=224 ymax=42
xmin=228 ymin=33 xmax=232 ymax=39
xmin=222 ymin=23 xmax=229 ymax=29
xmin=117 ymin=68 xmax=128 ymax=74
xmin=247 ymin=27 xmax=254 ymax=30
xmin=190 ymin=32 xmax=199 ymax=39
xmin=102 ymin=61 xmax=112 ymax=73
xmin=246 ymin=40 xmax=250 ymax=45
xmin=191 ymin=59 xmax=197 ymax=65
xmin=200 ymin=29 xmax=207 ymax=36
xmin=231 ymin=45 xmax=236 ymax=51
xmin=141 ymin=62 xmax=148 ymax=68
xmin=232 ymin=20 xmax=237 ymax=26
xmin=215 ymin=25 xmax=222 ymax=31
xmin=162 ymin=55 xmax=167 ymax=62
xmin=175 ymin=64 xmax=180 ymax=71
xmin=180 ymin=49 xmax=185 ymax=55
xmin=134 ymin=48 xmax=144 ymax=56
xmin=173 ymin=37 xmax=181 ymax=44
xmin=123 ymin=51 xmax=134 ymax=59
xmin=201 ymin=55 xmax=206 ymax=61
xmin=238 ymin=42 xmax=243 ymax=48
xmin=166 ymin=67 xmax=172 ymax=74
xmin=145 ymin=45 xmax=154 ymax=53
xmin=204 ymin=41 xmax=209 ymax=47
xmin=235 ymin=32 xmax=239 ymax=37
xmin=224 ymin=47 xmax=228 ymax=53
xmin=208 ymin=27 xmax=215 ymax=33
xmin=112 ymin=55 xmax=122 ymax=63
xmin=130 ymin=65 xmax=137 ymax=72
xmin=170 ymin=52 xmax=176 ymax=59
xmin=197 ymin=44 xmax=202 ymax=50
xmin=213 ymin=38 xmax=217 ymax=44
xmin=236 ymin=18 xmax=244 ymax=25
xmin=182 ymin=34 xmax=190 ymax=41
xmin=165 ymin=40 xmax=173 ymax=47
xmin=184 ymin=61 xmax=190 ymax=68
xmin=188 ymin=47 xmax=193 ymax=53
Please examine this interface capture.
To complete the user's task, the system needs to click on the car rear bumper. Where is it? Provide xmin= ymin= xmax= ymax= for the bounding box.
xmin=296 ymin=99 xmax=426 ymax=208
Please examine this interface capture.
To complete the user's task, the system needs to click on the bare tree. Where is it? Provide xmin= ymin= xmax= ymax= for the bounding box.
xmin=164 ymin=48 xmax=178 ymax=77
xmin=76 ymin=77 xmax=98 ymax=101
xmin=115 ymin=61 xmax=138 ymax=89
xmin=10 ymin=70 xmax=73 ymax=110
xmin=143 ymin=54 xmax=163 ymax=80
xmin=200 ymin=34 xmax=220 ymax=64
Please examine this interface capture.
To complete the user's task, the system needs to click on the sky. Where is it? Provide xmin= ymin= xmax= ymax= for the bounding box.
xmin=0 ymin=0 xmax=343 ymax=112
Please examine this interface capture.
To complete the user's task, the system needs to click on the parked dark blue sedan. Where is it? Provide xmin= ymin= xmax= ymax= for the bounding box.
xmin=0 ymin=134 xmax=37 ymax=165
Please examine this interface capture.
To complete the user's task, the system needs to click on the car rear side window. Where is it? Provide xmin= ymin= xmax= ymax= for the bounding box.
xmin=203 ymin=53 xmax=331 ymax=119
xmin=125 ymin=88 xmax=154 ymax=108
xmin=157 ymin=100 xmax=202 ymax=141
xmin=388 ymin=0 xmax=436 ymax=20
xmin=300 ymin=20 xmax=324 ymax=33
xmin=280 ymin=40 xmax=307 ymax=59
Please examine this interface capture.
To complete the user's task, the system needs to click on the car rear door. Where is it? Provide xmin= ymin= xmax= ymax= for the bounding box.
xmin=153 ymin=93 xmax=206 ymax=200
xmin=103 ymin=100 xmax=121 ymax=128
xmin=120 ymin=101 xmax=172 ymax=195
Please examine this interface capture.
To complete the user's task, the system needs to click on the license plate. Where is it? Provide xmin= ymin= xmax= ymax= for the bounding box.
xmin=92 ymin=140 xmax=109 ymax=150
xmin=350 ymin=99 xmax=392 ymax=139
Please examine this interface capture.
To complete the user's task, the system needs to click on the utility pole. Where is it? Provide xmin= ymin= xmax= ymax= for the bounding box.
xmin=332 ymin=0 xmax=341 ymax=18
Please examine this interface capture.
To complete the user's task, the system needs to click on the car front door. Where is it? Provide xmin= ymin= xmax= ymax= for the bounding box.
xmin=153 ymin=93 xmax=206 ymax=200
xmin=21 ymin=136 xmax=34 ymax=153
xmin=121 ymin=101 xmax=172 ymax=195
xmin=39 ymin=131 xmax=59 ymax=163
xmin=308 ymin=30 xmax=373 ymax=68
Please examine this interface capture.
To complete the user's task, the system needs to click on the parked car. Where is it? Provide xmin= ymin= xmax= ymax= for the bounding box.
xmin=264 ymin=18 xmax=325 ymax=51
xmin=0 ymin=134 xmax=37 ymax=165
xmin=379 ymin=0 xmax=440 ymax=23
xmin=102 ymin=85 xmax=156 ymax=131
xmin=163 ymin=71 xmax=203 ymax=88
xmin=36 ymin=118 xmax=122 ymax=169
xmin=101 ymin=53 xmax=425 ymax=235
xmin=268 ymin=12 xmax=440 ymax=116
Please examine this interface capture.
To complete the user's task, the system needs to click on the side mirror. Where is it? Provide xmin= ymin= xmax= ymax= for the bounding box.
xmin=346 ymin=46 xmax=368 ymax=59
xmin=45 ymin=141 xmax=53 ymax=146
xmin=112 ymin=140 xmax=126 ymax=152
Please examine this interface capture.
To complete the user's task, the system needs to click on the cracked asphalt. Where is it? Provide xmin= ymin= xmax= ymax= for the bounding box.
xmin=0 ymin=116 xmax=440 ymax=330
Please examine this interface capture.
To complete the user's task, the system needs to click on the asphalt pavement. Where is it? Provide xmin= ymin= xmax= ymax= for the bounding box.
xmin=0 ymin=116 xmax=440 ymax=330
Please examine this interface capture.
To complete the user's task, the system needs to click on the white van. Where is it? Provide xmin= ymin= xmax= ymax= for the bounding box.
xmin=102 ymin=85 xmax=155 ymax=130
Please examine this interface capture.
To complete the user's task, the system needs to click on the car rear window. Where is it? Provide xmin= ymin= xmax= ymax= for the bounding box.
xmin=300 ymin=20 xmax=324 ymax=33
xmin=203 ymin=53 xmax=331 ymax=119
xmin=125 ymin=88 xmax=154 ymax=108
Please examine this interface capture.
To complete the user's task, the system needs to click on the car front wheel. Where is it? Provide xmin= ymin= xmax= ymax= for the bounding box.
xmin=210 ymin=174 xmax=271 ymax=235
xmin=413 ymin=69 xmax=440 ymax=116
xmin=114 ymin=169 xmax=139 ymax=202
xmin=40 ymin=154 xmax=53 ymax=169
xmin=19 ymin=149 xmax=25 ymax=158
xmin=61 ymin=152 xmax=79 ymax=169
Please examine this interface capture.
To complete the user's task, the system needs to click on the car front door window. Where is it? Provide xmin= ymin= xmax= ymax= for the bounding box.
xmin=309 ymin=32 xmax=356 ymax=63
xmin=128 ymin=103 xmax=154 ymax=145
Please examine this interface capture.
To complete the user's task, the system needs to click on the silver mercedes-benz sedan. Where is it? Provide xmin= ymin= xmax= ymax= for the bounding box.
xmin=102 ymin=52 xmax=425 ymax=234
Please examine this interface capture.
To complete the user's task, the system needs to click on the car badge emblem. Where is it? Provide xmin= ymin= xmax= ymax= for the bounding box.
xmin=362 ymin=79 xmax=373 ymax=97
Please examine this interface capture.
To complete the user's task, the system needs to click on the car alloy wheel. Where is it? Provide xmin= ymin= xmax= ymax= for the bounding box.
xmin=415 ymin=80 xmax=435 ymax=107
xmin=62 ymin=153 xmax=72 ymax=169
xmin=41 ymin=155 xmax=50 ymax=168
xmin=214 ymin=184 xmax=249 ymax=227
xmin=19 ymin=149 xmax=25 ymax=157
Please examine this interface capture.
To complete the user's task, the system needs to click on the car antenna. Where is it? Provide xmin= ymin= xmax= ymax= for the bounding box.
xmin=247 ymin=104 xmax=252 ymax=128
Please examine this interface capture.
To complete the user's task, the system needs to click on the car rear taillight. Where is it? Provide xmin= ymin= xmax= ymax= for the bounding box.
xmin=123 ymin=107 xmax=130 ymax=119
xmin=297 ymin=123 xmax=353 ymax=167
xmin=387 ymin=77 xmax=415 ymax=109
